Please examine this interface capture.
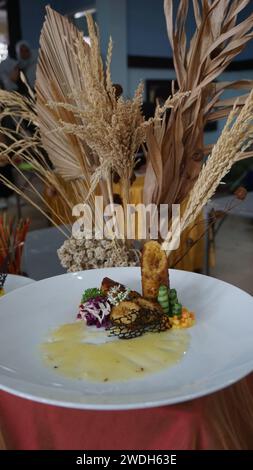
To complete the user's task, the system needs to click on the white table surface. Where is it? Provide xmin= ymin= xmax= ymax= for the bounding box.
xmin=22 ymin=226 xmax=67 ymax=281
xmin=207 ymin=191 xmax=253 ymax=218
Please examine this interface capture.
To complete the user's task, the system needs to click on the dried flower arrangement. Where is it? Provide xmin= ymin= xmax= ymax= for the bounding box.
xmin=0 ymin=6 xmax=182 ymax=269
xmin=58 ymin=238 xmax=140 ymax=273
xmin=0 ymin=1 xmax=253 ymax=273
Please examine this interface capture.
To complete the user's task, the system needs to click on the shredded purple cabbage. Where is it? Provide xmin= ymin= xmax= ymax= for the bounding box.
xmin=77 ymin=296 xmax=111 ymax=328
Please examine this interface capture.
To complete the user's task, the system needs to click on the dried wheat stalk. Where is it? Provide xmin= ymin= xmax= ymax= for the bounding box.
xmin=40 ymin=8 xmax=187 ymax=226
xmin=42 ymin=9 xmax=148 ymax=214
xmin=162 ymin=89 xmax=253 ymax=252
xmin=0 ymin=90 xmax=90 ymax=231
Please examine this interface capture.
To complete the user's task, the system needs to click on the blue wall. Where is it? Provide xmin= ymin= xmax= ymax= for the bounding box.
xmin=237 ymin=3 xmax=253 ymax=60
xmin=127 ymin=0 xmax=253 ymax=60
xmin=19 ymin=0 xmax=95 ymax=48
xmin=20 ymin=0 xmax=253 ymax=60
xmin=127 ymin=0 xmax=169 ymax=57
xmin=97 ymin=0 xmax=128 ymax=91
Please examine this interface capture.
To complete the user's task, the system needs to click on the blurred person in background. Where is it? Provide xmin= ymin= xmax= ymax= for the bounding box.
xmin=0 ymin=57 xmax=29 ymax=95
xmin=15 ymin=41 xmax=38 ymax=89
xmin=0 ymin=58 xmax=20 ymax=92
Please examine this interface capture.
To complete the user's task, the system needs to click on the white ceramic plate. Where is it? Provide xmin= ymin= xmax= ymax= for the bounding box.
xmin=0 ymin=267 xmax=252 ymax=410
xmin=4 ymin=274 xmax=35 ymax=294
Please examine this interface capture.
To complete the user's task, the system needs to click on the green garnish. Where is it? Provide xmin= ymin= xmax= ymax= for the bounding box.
xmin=169 ymin=289 xmax=178 ymax=303
xmin=157 ymin=286 xmax=182 ymax=317
xmin=81 ymin=288 xmax=104 ymax=303
xmin=158 ymin=285 xmax=170 ymax=314
xmin=169 ymin=289 xmax=182 ymax=316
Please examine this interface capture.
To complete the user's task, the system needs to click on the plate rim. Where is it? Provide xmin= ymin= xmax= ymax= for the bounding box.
xmin=0 ymin=364 xmax=252 ymax=410
xmin=2 ymin=274 xmax=36 ymax=296
xmin=1 ymin=266 xmax=253 ymax=303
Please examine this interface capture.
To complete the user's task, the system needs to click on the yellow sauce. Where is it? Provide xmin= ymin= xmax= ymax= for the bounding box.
xmin=42 ymin=321 xmax=189 ymax=382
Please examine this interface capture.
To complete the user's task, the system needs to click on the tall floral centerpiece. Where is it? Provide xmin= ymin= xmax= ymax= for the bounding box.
xmin=0 ymin=1 xmax=252 ymax=272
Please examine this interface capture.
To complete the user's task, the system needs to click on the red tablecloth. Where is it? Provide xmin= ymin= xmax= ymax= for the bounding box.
xmin=1 ymin=375 xmax=253 ymax=450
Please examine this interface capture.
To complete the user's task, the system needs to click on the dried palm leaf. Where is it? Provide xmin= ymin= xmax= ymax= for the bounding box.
xmin=144 ymin=0 xmax=253 ymax=212
xmin=36 ymin=7 xmax=92 ymax=184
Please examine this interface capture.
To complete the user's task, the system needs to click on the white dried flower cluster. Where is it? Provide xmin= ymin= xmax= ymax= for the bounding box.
xmin=57 ymin=238 xmax=140 ymax=272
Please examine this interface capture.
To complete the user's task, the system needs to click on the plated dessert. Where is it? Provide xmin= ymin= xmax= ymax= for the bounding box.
xmin=42 ymin=242 xmax=195 ymax=382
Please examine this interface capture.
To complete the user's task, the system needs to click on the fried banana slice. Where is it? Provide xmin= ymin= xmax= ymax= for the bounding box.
xmin=110 ymin=300 xmax=140 ymax=324
xmin=141 ymin=240 xmax=169 ymax=300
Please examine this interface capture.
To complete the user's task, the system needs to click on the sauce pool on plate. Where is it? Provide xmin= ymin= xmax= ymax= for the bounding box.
xmin=41 ymin=321 xmax=189 ymax=382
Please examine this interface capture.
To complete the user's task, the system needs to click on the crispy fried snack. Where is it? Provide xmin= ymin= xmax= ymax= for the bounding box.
xmin=101 ymin=265 xmax=169 ymax=334
xmin=110 ymin=300 xmax=140 ymax=324
xmin=141 ymin=241 xmax=169 ymax=300
xmin=110 ymin=297 xmax=163 ymax=325
xmin=110 ymin=307 xmax=171 ymax=339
